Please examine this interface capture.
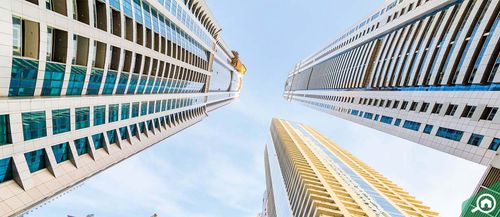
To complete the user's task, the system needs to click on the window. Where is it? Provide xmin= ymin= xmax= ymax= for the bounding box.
xmin=12 ymin=16 xmax=39 ymax=59
xmin=394 ymin=119 xmax=401 ymax=126
xmin=93 ymin=0 xmax=107 ymax=31
xmin=403 ymin=120 xmax=421 ymax=131
xmin=121 ymin=103 xmax=130 ymax=120
xmin=111 ymin=8 xmax=121 ymax=37
xmin=119 ymin=127 xmax=128 ymax=140
xmin=0 ymin=157 xmax=13 ymax=183
xmin=481 ymin=107 xmax=498 ymax=121
xmin=420 ymin=103 xmax=429 ymax=113
xmin=132 ymin=102 xmax=140 ymax=117
xmin=94 ymin=105 xmax=106 ymax=126
xmin=102 ymin=71 xmax=118 ymax=95
xmin=0 ymin=115 xmax=12 ymax=145
xmin=46 ymin=0 xmax=68 ymax=16
xmin=66 ymin=66 xmax=87 ymax=95
xmin=401 ymin=101 xmax=408 ymax=110
xmin=489 ymin=138 xmax=500 ymax=151
xmin=380 ymin=116 xmax=393 ymax=124
xmin=423 ymin=125 xmax=433 ymax=134
xmin=468 ymin=134 xmax=484 ymax=147
xmin=432 ymin=103 xmax=443 ymax=114
xmin=41 ymin=62 xmax=65 ymax=96
xmin=75 ymin=107 xmax=90 ymax=129
xmin=141 ymin=101 xmax=148 ymax=116
xmin=52 ymin=109 xmax=71 ymax=134
xmin=92 ymin=133 xmax=105 ymax=149
xmin=24 ymin=149 xmax=47 ymax=173
xmin=130 ymin=124 xmax=138 ymax=137
xmin=409 ymin=102 xmax=418 ymax=111
xmin=461 ymin=105 xmax=477 ymax=118
xmin=109 ymin=104 xmax=119 ymax=123
xmin=22 ymin=111 xmax=47 ymax=141
xmin=107 ymin=130 xmax=117 ymax=144
xmin=436 ymin=127 xmax=464 ymax=142
xmin=148 ymin=101 xmax=155 ymax=114
xmin=445 ymin=104 xmax=458 ymax=116
xmin=74 ymin=137 xmax=90 ymax=155
xmin=73 ymin=0 xmax=90 ymax=24
xmin=51 ymin=142 xmax=70 ymax=163
xmin=87 ymin=69 xmax=104 ymax=95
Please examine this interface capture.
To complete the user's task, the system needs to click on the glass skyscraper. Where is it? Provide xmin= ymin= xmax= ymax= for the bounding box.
xmin=284 ymin=0 xmax=500 ymax=196
xmin=0 ymin=0 xmax=246 ymax=216
xmin=263 ymin=118 xmax=437 ymax=216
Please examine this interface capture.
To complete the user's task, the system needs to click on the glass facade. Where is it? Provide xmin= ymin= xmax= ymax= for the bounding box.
xmin=22 ymin=111 xmax=47 ymax=141
xmin=24 ymin=149 xmax=46 ymax=173
xmin=75 ymin=107 xmax=90 ymax=129
xmin=52 ymin=109 xmax=71 ymax=135
xmin=51 ymin=142 xmax=70 ymax=163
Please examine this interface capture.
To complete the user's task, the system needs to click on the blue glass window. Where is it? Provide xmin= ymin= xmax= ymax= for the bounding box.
xmin=139 ymin=122 xmax=146 ymax=134
xmin=0 ymin=115 xmax=11 ymax=145
xmin=86 ymin=69 xmax=104 ymax=95
xmin=380 ymin=116 xmax=393 ymax=124
xmin=94 ymin=105 xmax=106 ymax=126
xmin=74 ymin=137 xmax=90 ymax=156
xmin=374 ymin=114 xmax=380 ymax=121
xmin=145 ymin=78 xmax=154 ymax=94
xmin=394 ymin=119 xmax=401 ymax=126
xmin=0 ymin=157 xmax=13 ymax=183
xmin=351 ymin=110 xmax=359 ymax=116
xmin=136 ymin=76 xmax=147 ymax=94
xmin=489 ymin=138 xmax=500 ymax=151
xmin=24 ymin=149 xmax=47 ymax=173
xmin=51 ymin=142 xmax=70 ymax=163
xmin=130 ymin=124 xmax=138 ymax=137
xmin=363 ymin=112 xmax=373 ymax=119
xmin=122 ymin=0 xmax=133 ymax=17
xmin=66 ymin=66 xmax=86 ymax=95
xmin=423 ymin=124 xmax=433 ymax=134
xmin=132 ymin=102 xmax=140 ymax=117
xmin=142 ymin=2 xmax=152 ymax=28
xmin=127 ymin=74 xmax=139 ymax=94
xmin=109 ymin=104 xmax=119 ymax=123
xmin=41 ymin=62 xmax=65 ymax=96
xmin=155 ymin=100 xmax=161 ymax=113
xmin=141 ymin=101 xmax=148 ymax=116
xmin=152 ymin=78 xmax=161 ymax=93
xmin=107 ymin=130 xmax=117 ymax=144
xmin=147 ymin=120 xmax=154 ymax=131
xmin=22 ymin=111 xmax=47 ymax=141
xmin=75 ymin=107 xmax=90 ymax=129
xmin=121 ymin=103 xmax=130 ymax=120
xmin=9 ymin=57 xmax=39 ymax=97
xmin=133 ymin=0 xmax=143 ymax=24
xmin=102 ymin=71 xmax=118 ymax=95
xmin=436 ymin=127 xmax=463 ymax=142
xmin=109 ymin=0 xmax=121 ymax=10
xmin=468 ymin=134 xmax=484 ymax=147
xmin=161 ymin=100 xmax=167 ymax=112
xmin=402 ymin=120 xmax=421 ymax=131
xmin=115 ymin=73 xmax=129 ymax=94
xmin=119 ymin=127 xmax=128 ymax=140
xmin=52 ymin=109 xmax=71 ymax=135
xmin=92 ymin=133 xmax=105 ymax=149
xmin=148 ymin=101 xmax=155 ymax=114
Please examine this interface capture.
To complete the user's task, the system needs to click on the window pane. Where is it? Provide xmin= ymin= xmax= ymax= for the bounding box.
xmin=52 ymin=109 xmax=71 ymax=134
xmin=24 ymin=149 xmax=47 ymax=173
xmin=22 ymin=111 xmax=47 ymax=141
xmin=51 ymin=142 xmax=70 ymax=163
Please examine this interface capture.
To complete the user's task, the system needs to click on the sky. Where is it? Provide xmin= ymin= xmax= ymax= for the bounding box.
xmin=26 ymin=0 xmax=487 ymax=216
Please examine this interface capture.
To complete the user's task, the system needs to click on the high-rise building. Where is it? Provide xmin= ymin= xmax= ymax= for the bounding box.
xmin=284 ymin=0 xmax=500 ymax=194
xmin=0 ymin=0 xmax=246 ymax=216
xmin=264 ymin=118 xmax=437 ymax=216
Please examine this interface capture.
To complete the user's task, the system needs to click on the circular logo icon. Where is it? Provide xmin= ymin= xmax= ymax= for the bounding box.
xmin=472 ymin=193 xmax=497 ymax=214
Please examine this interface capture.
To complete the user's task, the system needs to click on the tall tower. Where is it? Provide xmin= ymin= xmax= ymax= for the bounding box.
xmin=284 ymin=0 xmax=500 ymax=196
xmin=264 ymin=118 xmax=437 ymax=217
xmin=0 ymin=0 xmax=246 ymax=216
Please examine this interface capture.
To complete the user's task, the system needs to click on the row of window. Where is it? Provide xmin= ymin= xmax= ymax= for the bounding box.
xmin=0 ymin=106 xmax=205 ymax=185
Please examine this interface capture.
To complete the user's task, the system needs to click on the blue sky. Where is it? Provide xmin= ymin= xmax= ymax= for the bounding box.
xmin=27 ymin=0 xmax=486 ymax=216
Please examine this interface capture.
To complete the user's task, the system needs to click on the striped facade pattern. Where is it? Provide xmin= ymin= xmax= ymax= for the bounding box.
xmin=0 ymin=0 xmax=245 ymax=216
xmin=284 ymin=0 xmax=500 ymax=168
xmin=266 ymin=119 xmax=436 ymax=217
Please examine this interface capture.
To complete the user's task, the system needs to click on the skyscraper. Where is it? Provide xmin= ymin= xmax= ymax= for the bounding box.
xmin=264 ymin=118 xmax=437 ymax=217
xmin=284 ymin=0 xmax=500 ymax=194
xmin=0 ymin=0 xmax=246 ymax=216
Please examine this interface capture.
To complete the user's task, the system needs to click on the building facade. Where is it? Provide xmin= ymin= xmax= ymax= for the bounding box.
xmin=0 ymin=0 xmax=246 ymax=216
xmin=284 ymin=0 xmax=500 ymax=195
xmin=264 ymin=118 xmax=437 ymax=217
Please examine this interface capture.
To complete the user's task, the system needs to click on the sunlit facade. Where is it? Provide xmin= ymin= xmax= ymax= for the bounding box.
xmin=0 ymin=0 xmax=245 ymax=216
xmin=264 ymin=119 xmax=437 ymax=217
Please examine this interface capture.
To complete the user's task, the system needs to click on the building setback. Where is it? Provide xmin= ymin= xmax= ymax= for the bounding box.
xmin=263 ymin=118 xmax=437 ymax=217
xmin=284 ymin=0 xmax=500 ymax=196
xmin=0 ymin=0 xmax=246 ymax=216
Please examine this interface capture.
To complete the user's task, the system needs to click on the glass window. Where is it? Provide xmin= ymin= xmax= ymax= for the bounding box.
xmin=148 ymin=101 xmax=155 ymax=114
xmin=0 ymin=157 xmax=13 ymax=183
xmin=423 ymin=124 xmax=433 ymax=134
xmin=74 ymin=137 xmax=90 ymax=156
xmin=139 ymin=122 xmax=146 ymax=134
xmin=489 ymin=138 xmax=500 ymax=151
xmin=445 ymin=104 xmax=458 ymax=116
xmin=432 ymin=103 xmax=443 ymax=114
xmin=141 ymin=101 xmax=148 ymax=116
xmin=380 ymin=116 xmax=393 ymax=124
xmin=115 ymin=73 xmax=129 ymax=94
xmin=0 ymin=115 xmax=12 ymax=145
xmin=436 ymin=127 xmax=464 ymax=142
xmin=9 ymin=58 xmax=39 ymax=97
xmin=130 ymin=124 xmax=138 ymax=137
xmin=468 ymin=134 xmax=484 ymax=147
xmin=41 ymin=62 xmax=65 ymax=96
xmin=109 ymin=104 xmax=119 ymax=123
xmin=132 ymin=102 xmax=140 ymax=117
xmin=94 ymin=105 xmax=106 ymax=126
xmin=86 ymin=69 xmax=104 ymax=95
xmin=402 ymin=120 xmax=421 ymax=131
xmin=127 ymin=74 xmax=139 ymax=94
xmin=22 ymin=111 xmax=47 ymax=141
xmin=24 ymin=149 xmax=47 ymax=173
xmin=52 ymin=109 xmax=71 ymax=134
xmin=121 ymin=103 xmax=130 ymax=120
xmin=92 ymin=133 xmax=105 ymax=149
xmin=66 ymin=66 xmax=87 ymax=95
xmin=51 ymin=142 xmax=70 ymax=163
xmin=363 ymin=112 xmax=373 ymax=119
xmin=102 ymin=71 xmax=118 ymax=95
xmin=119 ymin=127 xmax=128 ymax=140
xmin=75 ymin=107 xmax=90 ymax=129
xmin=107 ymin=130 xmax=117 ymax=144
